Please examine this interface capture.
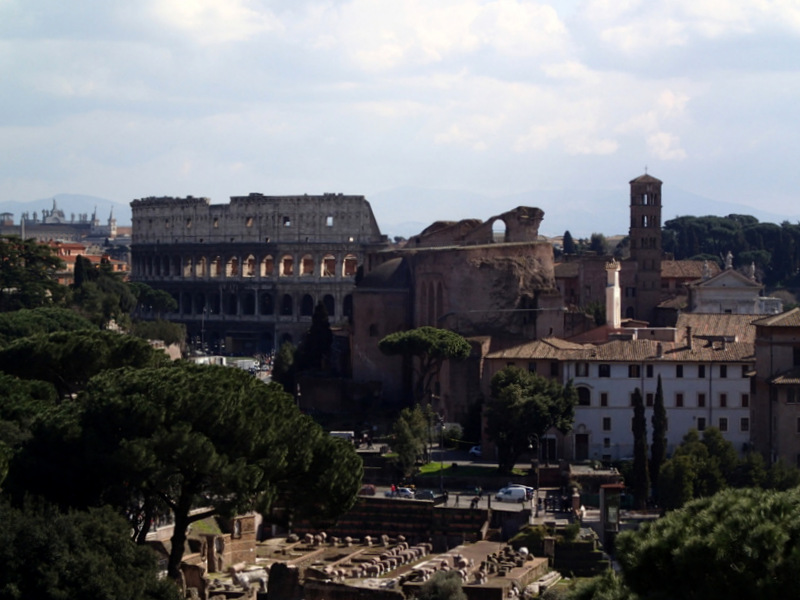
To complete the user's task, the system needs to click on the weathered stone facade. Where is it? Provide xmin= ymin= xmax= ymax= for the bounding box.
xmin=352 ymin=206 xmax=563 ymax=412
xmin=130 ymin=193 xmax=388 ymax=354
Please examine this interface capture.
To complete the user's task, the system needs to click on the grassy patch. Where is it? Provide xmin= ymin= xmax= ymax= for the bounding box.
xmin=417 ymin=462 xmax=528 ymax=478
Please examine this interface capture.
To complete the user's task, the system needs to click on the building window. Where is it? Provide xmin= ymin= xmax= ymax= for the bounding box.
xmin=600 ymin=392 xmax=608 ymax=407
xmin=719 ymin=417 xmax=728 ymax=432
xmin=528 ymin=362 xmax=536 ymax=373
xmin=742 ymin=365 xmax=749 ymax=378
xmin=720 ymin=393 xmax=727 ymax=408
xmin=698 ymin=393 xmax=706 ymax=408
xmin=720 ymin=365 xmax=727 ymax=378
xmin=697 ymin=417 xmax=706 ymax=431
xmin=577 ymin=388 xmax=591 ymax=406
xmin=283 ymin=216 xmax=291 ymax=227
xmin=742 ymin=393 xmax=749 ymax=408
xmin=740 ymin=417 xmax=750 ymax=432
xmin=599 ymin=364 xmax=611 ymax=378
xmin=676 ymin=393 xmax=684 ymax=408
xmin=676 ymin=364 xmax=683 ymax=378
xmin=603 ymin=437 xmax=611 ymax=448
xmin=576 ymin=363 xmax=589 ymax=377
xmin=698 ymin=365 xmax=706 ymax=378
xmin=550 ymin=362 xmax=559 ymax=377
xmin=602 ymin=417 xmax=611 ymax=431
xmin=646 ymin=393 xmax=654 ymax=407
xmin=628 ymin=365 xmax=641 ymax=378
xmin=646 ymin=364 xmax=654 ymax=378
xmin=326 ymin=215 xmax=334 ymax=227
xmin=788 ymin=388 xmax=798 ymax=404
xmin=246 ymin=217 xmax=254 ymax=227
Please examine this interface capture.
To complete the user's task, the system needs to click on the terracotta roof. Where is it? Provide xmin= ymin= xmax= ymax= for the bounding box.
xmin=630 ymin=174 xmax=662 ymax=184
xmin=554 ymin=262 xmax=580 ymax=278
xmin=661 ymin=259 xmax=720 ymax=279
xmin=487 ymin=336 xmax=753 ymax=364
xmin=675 ymin=313 xmax=761 ymax=343
xmin=770 ymin=367 xmax=800 ymax=385
xmin=752 ymin=308 xmax=800 ymax=328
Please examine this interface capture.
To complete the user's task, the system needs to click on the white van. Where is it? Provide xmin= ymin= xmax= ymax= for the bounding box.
xmin=495 ymin=487 xmax=528 ymax=503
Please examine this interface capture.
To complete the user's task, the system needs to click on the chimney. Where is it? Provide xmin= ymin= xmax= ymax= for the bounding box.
xmin=656 ymin=342 xmax=663 ymax=358
xmin=686 ymin=326 xmax=693 ymax=351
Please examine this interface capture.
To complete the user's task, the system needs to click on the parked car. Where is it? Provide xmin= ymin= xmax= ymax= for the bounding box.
xmin=495 ymin=487 xmax=528 ymax=503
xmin=414 ymin=489 xmax=435 ymax=501
xmin=469 ymin=445 xmax=482 ymax=458
xmin=507 ymin=484 xmax=534 ymax=499
xmin=385 ymin=487 xmax=415 ymax=499
xmin=359 ymin=484 xmax=376 ymax=496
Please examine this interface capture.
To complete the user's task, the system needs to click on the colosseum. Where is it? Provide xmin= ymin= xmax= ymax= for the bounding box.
xmin=129 ymin=193 xmax=388 ymax=355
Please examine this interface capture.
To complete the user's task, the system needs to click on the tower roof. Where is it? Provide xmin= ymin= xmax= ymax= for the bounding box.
xmin=630 ymin=174 xmax=662 ymax=184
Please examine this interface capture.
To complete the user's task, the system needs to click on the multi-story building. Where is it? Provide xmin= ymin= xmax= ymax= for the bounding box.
xmin=483 ymin=262 xmax=759 ymax=462
xmin=752 ymin=308 xmax=800 ymax=466
xmin=129 ymin=193 xmax=388 ymax=355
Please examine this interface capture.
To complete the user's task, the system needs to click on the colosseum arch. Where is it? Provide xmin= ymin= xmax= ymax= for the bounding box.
xmin=183 ymin=257 xmax=193 ymax=278
xmin=170 ymin=256 xmax=181 ymax=277
xmin=323 ymin=294 xmax=335 ymax=317
xmin=281 ymin=294 xmax=293 ymax=315
xmin=321 ymin=254 xmax=335 ymax=277
xmin=195 ymin=257 xmax=207 ymax=278
xmin=244 ymin=254 xmax=256 ymax=277
xmin=342 ymin=254 xmax=357 ymax=277
xmin=260 ymin=293 xmax=274 ymax=315
xmin=300 ymin=294 xmax=314 ymax=316
xmin=280 ymin=254 xmax=294 ymax=277
xmin=241 ymin=291 xmax=256 ymax=315
xmin=261 ymin=255 xmax=274 ymax=277
xmin=210 ymin=256 xmax=222 ymax=278
xmin=300 ymin=254 xmax=314 ymax=276
xmin=225 ymin=256 xmax=239 ymax=277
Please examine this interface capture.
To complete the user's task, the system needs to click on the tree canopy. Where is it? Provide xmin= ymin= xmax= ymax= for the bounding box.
xmin=0 ymin=329 xmax=169 ymax=399
xmin=630 ymin=388 xmax=649 ymax=510
xmin=616 ymin=486 xmax=800 ymax=600
xmin=0 ymin=307 xmax=95 ymax=348
xmin=0 ymin=499 xmax=180 ymax=600
xmin=486 ymin=366 xmax=576 ymax=473
xmin=390 ymin=404 xmax=432 ymax=477
xmin=378 ymin=327 xmax=471 ymax=403
xmin=9 ymin=362 xmax=362 ymax=579
xmin=0 ymin=236 xmax=65 ymax=312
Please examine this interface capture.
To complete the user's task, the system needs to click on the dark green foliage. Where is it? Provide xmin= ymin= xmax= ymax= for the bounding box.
xmin=416 ymin=569 xmax=467 ymax=600
xmin=616 ymin=487 xmax=800 ymax=600
xmin=0 ymin=307 xmax=95 ymax=347
xmin=12 ymin=362 xmax=361 ymax=579
xmin=0 ymin=499 xmax=180 ymax=600
xmin=630 ymin=388 xmax=649 ymax=509
xmin=391 ymin=404 xmax=431 ymax=477
xmin=0 ymin=236 xmax=65 ymax=312
xmin=128 ymin=282 xmax=178 ymax=317
xmin=563 ymin=230 xmax=576 ymax=254
xmin=271 ymin=341 xmax=296 ymax=394
xmin=379 ymin=327 xmax=471 ymax=403
xmin=662 ymin=214 xmax=800 ymax=287
xmin=0 ymin=329 xmax=169 ymax=399
xmin=71 ymin=256 xmax=137 ymax=327
xmin=589 ymin=233 xmax=609 ymax=255
xmin=649 ymin=375 xmax=667 ymax=503
xmin=486 ymin=366 xmax=576 ymax=473
xmin=547 ymin=571 xmax=634 ymax=600
xmin=657 ymin=427 xmax=795 ymax=510
xmin=129 ymin=319 xmax=186 ymax=346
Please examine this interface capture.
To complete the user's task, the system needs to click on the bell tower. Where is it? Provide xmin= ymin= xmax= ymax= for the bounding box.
xmin=629 ymin=173 xmax=663 ymax=323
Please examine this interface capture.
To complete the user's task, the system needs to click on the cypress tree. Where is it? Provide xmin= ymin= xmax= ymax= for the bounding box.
xmin=563 ymin=230 xmax=576 ymax=255
xmin=631 ymin=387 xmax=649 ymax=510
xmin=650 ymin=375 xmax=668 ymax=504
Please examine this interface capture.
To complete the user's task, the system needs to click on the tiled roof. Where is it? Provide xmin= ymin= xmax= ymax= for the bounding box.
xmin=661 ymin=259 xmax=720 ymax=279
xmin=554 ymin=262 xmax=580 ymax=278
xmin=770 ymin=367 xmax=800 ymax=385
xmin=675 ymin=313 xmax=761 ymax=343
xmin=752 ymin=308 xmax=800 ymax=328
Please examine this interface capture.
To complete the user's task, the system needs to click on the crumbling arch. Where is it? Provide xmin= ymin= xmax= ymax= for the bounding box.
xmin=210 ymin=256 xmax=222 ymax=278
xmin=491 ymin=218 xmax=508 ymax=243
xmin=261 ymin=255 xmax=274 ymax=277
xmin=321 ymin=254 xmax=336 ymax=277
xmin=300 ymin=254 xmax=314 ymax=276
xmin=244 ymin=254 xmax=256 ymax=277
xmin=280 ymin=254 xmax=294 ymax=277
xmin=343 ymin=254 xmax=357 ymax=277
xmin=225 ymin=256 xmax=239 ymax=277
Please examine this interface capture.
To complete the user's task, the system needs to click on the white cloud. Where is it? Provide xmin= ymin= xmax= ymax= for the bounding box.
xmin=147 ymin=0 xmax=282 ymax=44
xmin=647 ymin=131 xmax=687 ymax=160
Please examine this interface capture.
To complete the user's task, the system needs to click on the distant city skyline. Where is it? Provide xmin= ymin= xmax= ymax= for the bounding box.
xmin=2 ymin=1 xmax=799 ymax=239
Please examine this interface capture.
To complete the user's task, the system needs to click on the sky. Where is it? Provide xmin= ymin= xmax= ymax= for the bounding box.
xmin=2 ymin=0 xmax=800 ymax=238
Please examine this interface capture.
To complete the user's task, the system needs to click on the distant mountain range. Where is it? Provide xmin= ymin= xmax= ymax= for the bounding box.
xmin=0 ymin=188 xmax=793 ymax=241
